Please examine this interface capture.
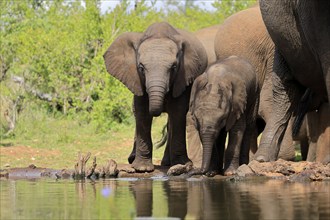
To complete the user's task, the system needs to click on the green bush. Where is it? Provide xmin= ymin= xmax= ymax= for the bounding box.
xmin=0 ymin=0 xmax=256 ymax=137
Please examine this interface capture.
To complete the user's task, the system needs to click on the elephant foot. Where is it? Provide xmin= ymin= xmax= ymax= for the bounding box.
xmin=171 ymin=155 xmax=191 ymax=166
xmin=167 ymin=161 xmax=193 ymax=176
xmin=223 ymin=165 xmax=238 ymax=176
xmin=132 ymin=158 xmax=154 ymax=172
xmin=254 ymin=154 xmax=270 ymax=163
xmin=320 ymin=155 xmax=330 ymax=165
xmin=253 ymin=147 xmax=272 ymax=162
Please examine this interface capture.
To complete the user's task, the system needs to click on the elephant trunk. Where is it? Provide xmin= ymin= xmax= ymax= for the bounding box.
xmin=200 ymin=130 xmax=216 ymax=173
xmin=147 ymin=80 xmax=168 ymax=116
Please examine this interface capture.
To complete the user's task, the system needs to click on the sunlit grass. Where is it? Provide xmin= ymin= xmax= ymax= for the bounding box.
xmin=0 ymin=109 xmax=167 ymax=169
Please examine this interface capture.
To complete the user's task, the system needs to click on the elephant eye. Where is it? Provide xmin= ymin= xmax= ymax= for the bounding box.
xmin=138 ymin=63 xmax=145 ymax=74
xmin=170 ymin=63 xmax=177 ymax=73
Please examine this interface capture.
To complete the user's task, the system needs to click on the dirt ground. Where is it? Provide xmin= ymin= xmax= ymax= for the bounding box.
xmin=1 ymin=149 xmax=329 ymax=182
xmin=0 ymin=145 xmax=61 ymax=167
xmin=0 ymin=145 xmax=60 ymax=158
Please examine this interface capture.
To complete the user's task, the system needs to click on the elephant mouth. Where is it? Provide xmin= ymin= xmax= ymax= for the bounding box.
xmin=150 ymin=108 xmax=163 ymax=117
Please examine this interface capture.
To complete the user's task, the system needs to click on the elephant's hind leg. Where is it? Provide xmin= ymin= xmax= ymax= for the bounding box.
xmin=255 ymin=50 xmax=302 ymax=162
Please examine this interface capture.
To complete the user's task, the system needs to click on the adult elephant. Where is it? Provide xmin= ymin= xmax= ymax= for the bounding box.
xmin=194 ymin=25 xmax=220 ymax=65
xmin=255 ymin=0 xmax=330 ymax=162
xmin=103 ymin=22 xmax=208 ymax=172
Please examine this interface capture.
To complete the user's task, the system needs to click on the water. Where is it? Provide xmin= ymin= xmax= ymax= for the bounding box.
xmin=1 ymin=177 xmax=329 ymax=220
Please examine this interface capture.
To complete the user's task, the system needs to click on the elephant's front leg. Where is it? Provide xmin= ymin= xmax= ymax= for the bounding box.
xmin=131 ymin=95 xmax=154 ymax=172
xmin=224 ymin=116 xmax=246 ymax=176
xmin=167 ymin=94 xmax=191 ymax=166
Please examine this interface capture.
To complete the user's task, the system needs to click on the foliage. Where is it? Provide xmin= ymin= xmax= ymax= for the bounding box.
xmin=0 ymin=0 xmax=256 ymax=139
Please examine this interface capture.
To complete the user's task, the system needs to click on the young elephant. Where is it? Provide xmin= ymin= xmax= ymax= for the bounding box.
xmin=103 ymin=22 xmax=207 ymax=172
xmin=188 ymin=56 xmax=258 ymax=176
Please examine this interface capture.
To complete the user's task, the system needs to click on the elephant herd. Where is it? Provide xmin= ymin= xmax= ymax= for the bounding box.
xmin=103 ymin=1 xmax=330 ymax=176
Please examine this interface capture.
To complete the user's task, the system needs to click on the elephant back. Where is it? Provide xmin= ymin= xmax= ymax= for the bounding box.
xmin=214 ymin=6 xmax=275 ymax=89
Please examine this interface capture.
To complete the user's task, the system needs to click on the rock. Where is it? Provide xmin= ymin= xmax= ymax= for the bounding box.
xmin=262 ymin=172 xmax=285 ymax=179
xmin=309 ymin=172 xmax=324 ymax=181
xmin=28 ymin=164 xmax=37 ymax=169
xmin=0 ymin=169 xmax=9 ymax=178
xmin=290 ymin=161 xmax=308 ymax=173
xmin=236 ymin=164 xmax=254 ymax=177
xmin=248 ymin=160 xmax=274 ymax=174
xmin=167 ymin=162 xmax=193 ymax=176
xmin=100 ymin=159 xmax=119 ymax=178
xmin=118 ymin=164 xmax=136 ymax=173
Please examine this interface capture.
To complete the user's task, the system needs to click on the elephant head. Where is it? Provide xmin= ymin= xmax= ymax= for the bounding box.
xmin=103 ymin=22 xmax=207 ymax=116
xmin=188 ymin=61 xmax=247 ymax=172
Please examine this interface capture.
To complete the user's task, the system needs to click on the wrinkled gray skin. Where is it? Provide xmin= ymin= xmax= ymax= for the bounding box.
xmin=104 ymin=22 xmax=207 ymax=172
xmin=255 ymin=0 xmax=330 ymax=162
xmin=296 ymin=103 xmax=330 ymax=164
xmin=188 ymin=56 xmax=258 ymax=176
xmin=194 ymin=25 xmax=220 ymax=65
xmin=187 ymin=6 xmax=298 ymax=171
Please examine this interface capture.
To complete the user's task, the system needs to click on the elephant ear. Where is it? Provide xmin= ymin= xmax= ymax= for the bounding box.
xmin=225 ymin=80 xmax=247 ymax=131
xmin=103 ymin=32 xmax=144 ymax=96
xmin=172 ymin=30 xmax=208 ymax=98
xmin=189 ymin=73 xmax=208 ymax=112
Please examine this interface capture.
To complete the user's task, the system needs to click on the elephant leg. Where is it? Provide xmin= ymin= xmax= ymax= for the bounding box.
xmin=208 ymin=128 xmax=226 ymax=176
xmin=255 ymin=49 xmax=302 ymax=162
xmin=224 ymin=115 xmax=246 ymax=176
xmin=131 ymin=95 xmax=154 ymax=172
xmin=240 ymin=122 xmax=255 ymax=165
xmin=128 ymin=100 xmax=137 ymax=164
xmin=241 ymin=99 xmax=259 ymax=165
xmin=314 ymin=103 xmax=330 ymax=164
xmin=299 ymin=138 xmax=309 ymax=161
xmin=167 ymin=94 xmax=191 ymax=166
xmin=306 ymin=142 xmax=317 ymax=162
xmin=186 ymin=112 xmax=203 ymax=168
xmin=278 ymin=116 xmax=296 ymax=161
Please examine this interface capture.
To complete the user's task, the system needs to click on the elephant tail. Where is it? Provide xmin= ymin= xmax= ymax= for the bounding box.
xmin=292 ymin=88 xmax=312 ymax=137
xmin=154 ymin=122 xmax=168 ymax=149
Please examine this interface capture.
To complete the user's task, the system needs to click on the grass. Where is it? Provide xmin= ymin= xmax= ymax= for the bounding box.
xmin=0 ymin=107 xmax=304 ymax=170
xmin=0 ymin=109 xmax=167 ymax=169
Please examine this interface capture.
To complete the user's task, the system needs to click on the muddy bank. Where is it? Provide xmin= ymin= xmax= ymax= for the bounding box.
xmin=1 ymin=153 xmax=329 ymax=182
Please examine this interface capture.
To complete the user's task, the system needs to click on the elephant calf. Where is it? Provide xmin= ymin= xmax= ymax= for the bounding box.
xmin=188 ymin=56 xmax=259 ymax=176
xmin=103 ymin=22 xmax=208 ymax=172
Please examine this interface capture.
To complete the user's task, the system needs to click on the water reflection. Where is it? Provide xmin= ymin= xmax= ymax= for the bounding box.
xmin=1 ymin=177 xmax=329 ymax=219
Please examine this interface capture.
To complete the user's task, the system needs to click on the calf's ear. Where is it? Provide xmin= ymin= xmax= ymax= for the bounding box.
xmin=189 ymin=73 xmax=207 ymax=112
xmin=226 ymin=81 xmax=247 ymax=131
